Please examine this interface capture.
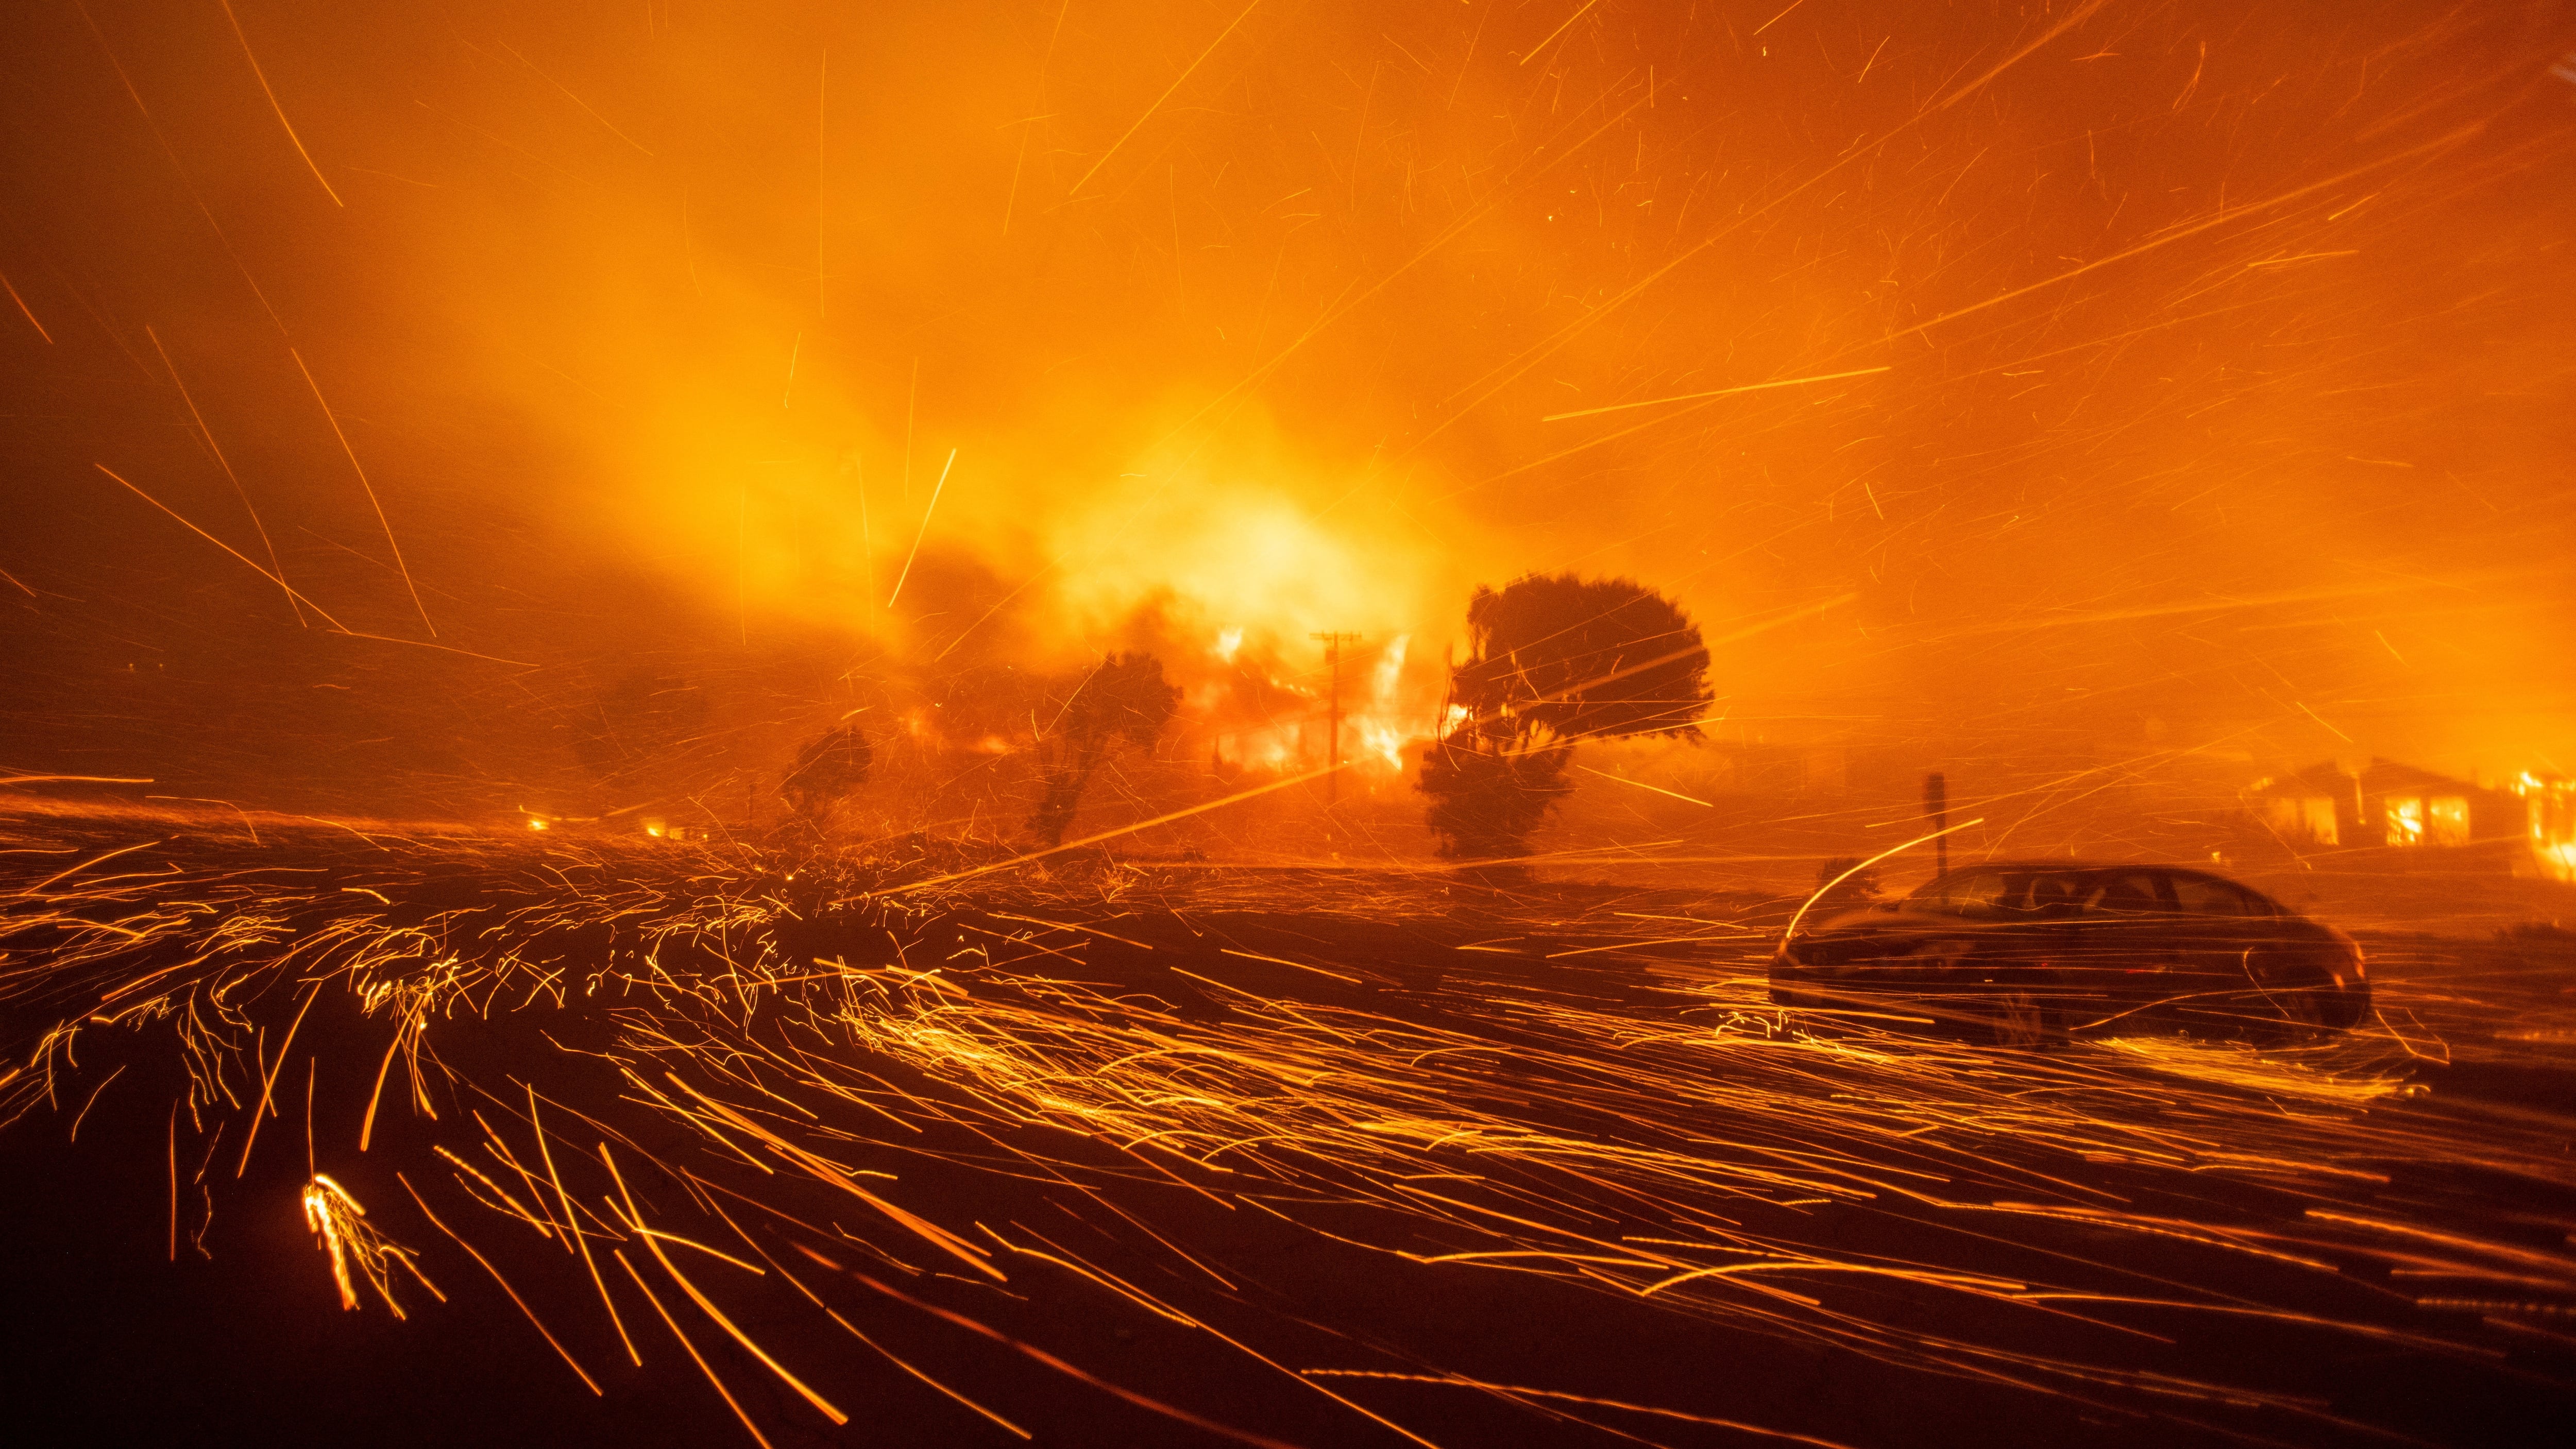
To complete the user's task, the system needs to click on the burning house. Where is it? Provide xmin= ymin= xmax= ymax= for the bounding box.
xmin=2515 ymin=773 xmax=2576 ymax=883
xmin=2245 ymin=759 xmax=2530 ymax=868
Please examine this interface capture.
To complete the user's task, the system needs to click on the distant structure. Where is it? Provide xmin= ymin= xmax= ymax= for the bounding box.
xmin=2522 ymin=774 xmax=2576 ymax=881
xmin=2244 ymin=759 xmax=2537 ymax=870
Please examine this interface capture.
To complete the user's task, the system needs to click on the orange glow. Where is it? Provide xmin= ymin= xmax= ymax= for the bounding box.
xmin=2514 ymin=774 xmax=2576 ymax=882
xmin=0 ymin=1 xmax=2563 ymax=842
xmin=5 ymin=4 xmax=2576 ymax=1442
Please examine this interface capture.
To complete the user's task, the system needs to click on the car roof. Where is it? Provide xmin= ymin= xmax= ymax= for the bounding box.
xmin=1900 ymin=861 xmax=2290 ymax=912
xmin=1924 ymin=861 xmax=2239 ymax=880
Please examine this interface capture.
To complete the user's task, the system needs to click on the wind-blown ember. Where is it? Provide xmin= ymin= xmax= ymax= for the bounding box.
xmin=6 ymin=800 xmax=2573 ymax=1445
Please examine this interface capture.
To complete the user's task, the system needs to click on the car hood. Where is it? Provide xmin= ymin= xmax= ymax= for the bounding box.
xmin=1777 ymin=906 xmax=1961 ymax=959
xmin=1796 ymin=905 xmax=1954 ymax=939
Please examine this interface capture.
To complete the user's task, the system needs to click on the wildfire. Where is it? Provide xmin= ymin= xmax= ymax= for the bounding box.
xmin=1202 ymin=629 xmax=1427 ymax=781
xmin=3 ymin=0 xmax=2573 ymax=1442
xmin=2515 ymin=773 xmax=2576 ymax=882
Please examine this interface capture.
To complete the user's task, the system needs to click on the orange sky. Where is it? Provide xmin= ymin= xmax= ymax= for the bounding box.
xmin=4 ymin=1 xmax=2572 ymax=812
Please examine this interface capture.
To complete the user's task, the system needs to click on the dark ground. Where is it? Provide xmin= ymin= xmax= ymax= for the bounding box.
xmin=4 ymin=819 xmax=2574 ymax=1448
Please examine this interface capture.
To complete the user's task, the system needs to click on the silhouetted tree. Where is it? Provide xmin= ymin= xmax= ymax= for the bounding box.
xmin=1029 ymin=653 xmax=1180 ymax=848
xmin=1810 ymin=857 xmax=1885 ymax=915
xmin=781 ymin=721 xmax=872 ymax=825
xmin=1420 ymin=574 xmax=1711 ymax=859
xmin=1419 ymin=740 xmax=1577 ymax=862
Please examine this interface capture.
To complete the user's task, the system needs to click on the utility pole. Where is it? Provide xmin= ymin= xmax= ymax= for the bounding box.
xmin=1311 ymin=632 xmax=1361 ymax=808
xmin=1924 ymin=771 xmax=1948 ymax=877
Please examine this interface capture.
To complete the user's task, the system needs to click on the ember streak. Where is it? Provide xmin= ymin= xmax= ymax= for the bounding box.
xmin=3 ymin=1 xmax=2575 ymax=1445
xmin=5 ymin=799 xmax=2573 ymax=1444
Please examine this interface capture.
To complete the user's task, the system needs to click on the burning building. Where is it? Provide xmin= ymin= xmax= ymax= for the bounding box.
xmin=2246 ymin=759 xmax=2531 ymax=868
xmin=2515 ymin=772 xmax=2576 ymax=882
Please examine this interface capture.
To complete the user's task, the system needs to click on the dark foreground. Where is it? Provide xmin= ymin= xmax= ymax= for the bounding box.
xmin=4 ymin=805 xmax=2574 ymax=1448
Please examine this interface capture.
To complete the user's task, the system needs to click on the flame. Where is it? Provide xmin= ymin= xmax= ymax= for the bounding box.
xmin=2516 ymin=774 xmax=2576 ymax=882
xmin=1198 ymin=628 xmax=1432 ymax=785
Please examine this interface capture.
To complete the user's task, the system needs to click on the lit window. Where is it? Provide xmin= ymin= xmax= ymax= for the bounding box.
xmin=2260 ymin=796 xmax=2337 ymax=845
xmin=2301 ymin=798 xmax=2338 ymax=844
xmin=2385 ymin=796 xmax=2425 ymax=846
xmin=2427 ymin=796 xmax=2469 ymax=847
xmin=2525 ymin=779 xmax=2576 ymax=882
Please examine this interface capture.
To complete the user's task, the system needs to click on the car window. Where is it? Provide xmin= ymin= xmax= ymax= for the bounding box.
xmin=2082 ymin=871 xmax=2168 ymax=914
xmin=1913 ymin=871 xmax=2010 ymax=915
xmin=1950 ymin=873 xmax=2011 ymax=915
xmin=2169 ymin=874 xmax=2269 ymax=917
xmin=2024 ymin=872 xmax=2087 ymax=913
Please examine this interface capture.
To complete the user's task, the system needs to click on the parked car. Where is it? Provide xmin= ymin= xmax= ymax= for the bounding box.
xmin=1769 ymin=862 xmax=2369 ymax=1045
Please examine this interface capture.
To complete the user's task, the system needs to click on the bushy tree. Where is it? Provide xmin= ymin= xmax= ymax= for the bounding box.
xmin=1028 ymin=653 xmax=1180 ymax=848
xmin=1421 ymin=574 xmax=1710 ymax=859
xmin=780 ymin=721 xmax=872 ymax=825
xmin=1419 ymin=737 xmax=1576 ymax=861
